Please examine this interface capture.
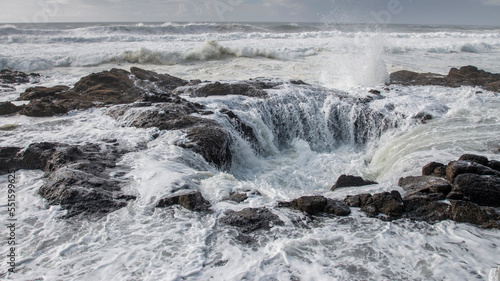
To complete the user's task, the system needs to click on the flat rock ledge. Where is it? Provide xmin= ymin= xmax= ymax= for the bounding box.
xmin=389 ymin=65 xmax=500 ymax=93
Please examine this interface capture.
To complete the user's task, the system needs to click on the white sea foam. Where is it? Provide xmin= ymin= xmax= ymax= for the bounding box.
xmin=1 ymin=22 xmax=500 ymax=281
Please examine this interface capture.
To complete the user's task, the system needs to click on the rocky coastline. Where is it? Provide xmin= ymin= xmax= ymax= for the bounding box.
xmin=1 ymin=66 xmax=499 ymax=232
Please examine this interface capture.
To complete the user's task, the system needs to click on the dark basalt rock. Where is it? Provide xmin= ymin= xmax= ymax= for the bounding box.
xmin=0 ymin=101 xmax=21 ymax=116
xmin=177 ymin=81 xmax=267 ymax=98
xmin=38 ymin=167 xmax=126 ymax=218
xmin=1 ymin=142 xmax=134 ymax=218
xmin=343 ymin=154 xmax=500 ymax=228
xmin=458 ymin=154 xmax=490 ymax=166
xmin=0 ymin=69 xmax=40 ymax=84
xmin=450 ymin=173 xmax=500 ymax=207
xmin=21 ymin=98 xmax=68 ymax=117
xmin=331 ymin=175 xmax=378 ymax=190
xmin=365 ymin=191 xmax=404 ymax=218
xmin=422 ymin=162 xmax=446 ymax=177
xmin=107 ymin=102 xmax=233 ymax=170
xmin=178 ymin=125 xmax=233 ymax=170
xmin=398 ymin=176 xmax=451 ymax=196
xmin=290 ymin=196 xmax=328 ymax=215
xmin=156 ymin=191 xmax=211 ymax=212
xmin=287 ymin=196 xmax=351 ymax=216
xmin=220 ymin=109 xmax=259 ymax=151
xmin=225 ymin=192 xmax=248 ymax=203
xmin=343 ymin=193 xmax=373 ymax=208
xmin=130 ymin=67 xmax=188 ymax=92
xmin=446 ymin=160 xmax=500 ymax=182
xmin=219 ymin=207 xmax=284 ymax=233
xmin=389 ymin=66 xmax=500 ymax=93
xmin=19 ymin=85 xmax=70 ymax=100
xmin=324 ymin=199 xmax=351 ymax=216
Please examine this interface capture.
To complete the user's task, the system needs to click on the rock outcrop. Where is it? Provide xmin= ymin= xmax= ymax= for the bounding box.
xmin=219 ymin=207 xmax=284 ymax=233
xmin=1 ymin=142 xmax=135 ymax=218
xmin=343 ymin=154 xmax=500 ymax=228
xmin=331 ymin=175 xmax=377 ymax=191
xmin=156 ymin=191 xmax=212 ymax=212
xmin=0 ymin=69 xmax=40 ymax=84
xmin=284 ymin=195 xmax=351 ymax=216
xmin=0 ymin=102 xmax=21 ymax=116
xmin=389 ymin=65 xmax=500 ymax=93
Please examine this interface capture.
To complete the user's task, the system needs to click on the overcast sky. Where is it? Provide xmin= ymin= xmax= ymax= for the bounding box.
xmin=2 ymin=0 xmax=500 ymax=26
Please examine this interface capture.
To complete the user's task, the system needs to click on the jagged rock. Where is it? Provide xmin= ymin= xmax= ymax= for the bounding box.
xmin=389 ymin=66 xmax=500 ymax=93
xmin=130 ymin=67 xmax=188 ymax=93
xmin=1 ymin=142 xmax=133 ymax=218
xmin=287 ymin=196 xmax=351 ymax=216
xmin=331 ymin=175 xmax=377 ymax=191
xmin=38 ymin=167 xmax=126 ymax=218
xmin=448 ymin=200 xmax=492 ymax=226
xmin=446 ymin=160 xmax=500 ymax=182
xmin=21 ymin=98 xmax=68 ymax=117
xmin=107 ymin=103 xmax=232 ymax=170
xmin=220 ymin=109 xmax=259 ymax=150
xmin=0 ymin=69 xmax=40 ymax=84
xmin=343 ymin=191 xmax=404 ymax=219
xmin=178 ymin=125 xmax=233 ymax=170
xmin=491 ymin=160 xmax=500 ymax=173
xmin=422 ymin=162 xmax=446 ymax=177
xmin=19 ymin=85 xmax=70 ymax=100
xmin=0 ymin=147 xmax=22 ymax=174
xmin=343 ymin=193 xmax=373 ymax=207
xmin=450 ymin=173 xmax=500 ymax=207
xmin=290 ymin=196 xmax=327 ymax=215
xmin=458 ymin=154 xmax=490 ymax=166
xmin=0 ymin=102 xmax=21 ymax=116
xmin=398 ymin=176 xmax=452 ymax=196
xmin=177 ymin=81 xmax=267 ymax=98
xmin=367 ymin=191 xmax=404 ymax=218
xmin=324 ymin=199 xmax=351 ymax=216
xmin=225 ymin=192 xmax=248 ymax=203
xmin=219 ymin=207 xmax=284 ymax=233
xmin=156 ymin=191 xmax=211 ymax=212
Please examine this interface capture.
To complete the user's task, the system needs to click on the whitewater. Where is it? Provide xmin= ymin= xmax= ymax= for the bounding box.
xmin=1 ymin=22 xmax=500 ymax=281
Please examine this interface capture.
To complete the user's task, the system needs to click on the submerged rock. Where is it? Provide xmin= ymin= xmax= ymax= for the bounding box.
xmin=331 ymin=175 xmax=378 ymax=191
xmin=156 ymin=191 xmax=211 ymax=212
xmin=219 ymin=207 xmax=284 ymax=233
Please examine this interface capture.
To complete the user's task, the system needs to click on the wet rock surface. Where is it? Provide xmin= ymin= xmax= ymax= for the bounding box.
xmin=156 ymin=191 xmax=212 ymax=212
xmin=389 ymin=65 xmax=500 ymax=92
xmin=343 ymin=154 xmax=500 ymax=228
xmin=219 ymin=207 xmax=284 ymax=233
xmin=0 ymin=69 xmax=40 ymax=84
xmin=285 ymin=196 xmax=351 ymax=216
xmin=1 ymin=142 xmax=134 ymax=218
xmin=0 ymin=102 xmax=21 ymax=116
xmin=331 ymin=175 xmax=377 ymax=191
xmin=2 ymin=67 xmax=499 ymax=231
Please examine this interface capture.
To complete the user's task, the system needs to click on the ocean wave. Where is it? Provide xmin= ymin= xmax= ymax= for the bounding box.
xmin=0 ymin=40 xmax=318 ymax=72
xmin=108 ymin=41 xmax=302 ymax=65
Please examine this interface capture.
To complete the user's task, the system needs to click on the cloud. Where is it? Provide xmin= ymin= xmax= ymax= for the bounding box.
xmin=481 ymin=0 xmax=500 ymax=5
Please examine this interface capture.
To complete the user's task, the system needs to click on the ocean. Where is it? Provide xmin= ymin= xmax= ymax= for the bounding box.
xmin=1 ymin=22 xmax=500 ymax=280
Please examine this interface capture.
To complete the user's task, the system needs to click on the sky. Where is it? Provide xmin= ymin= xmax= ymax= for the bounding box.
xmin=2 ymin=0 xmax=500 ymax=26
